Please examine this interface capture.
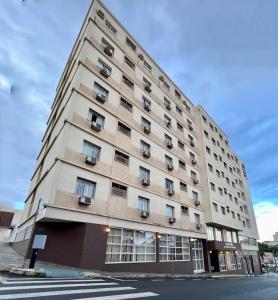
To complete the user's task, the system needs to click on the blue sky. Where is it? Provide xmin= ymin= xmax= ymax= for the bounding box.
xmin=0 ymin=0 xmax=277 ymax=240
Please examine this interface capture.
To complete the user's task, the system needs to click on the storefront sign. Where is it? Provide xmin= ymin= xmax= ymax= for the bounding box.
xmin=223 ymin=242 xmax=236 ymax=249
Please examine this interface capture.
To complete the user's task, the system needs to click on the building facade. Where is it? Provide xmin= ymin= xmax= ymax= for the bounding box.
xmin=13 ymin=0 xmax=260 ymax=274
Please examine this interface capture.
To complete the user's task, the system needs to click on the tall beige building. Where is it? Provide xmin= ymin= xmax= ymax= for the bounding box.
xmin=13 ymin=0 xmax=260 ymax=274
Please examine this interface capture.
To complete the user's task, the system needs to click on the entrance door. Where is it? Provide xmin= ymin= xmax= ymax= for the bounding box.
xmin=249 ymin=256 xmax=255 ymax=273
xmin=210 ymin=250 xmax=220 ymax=272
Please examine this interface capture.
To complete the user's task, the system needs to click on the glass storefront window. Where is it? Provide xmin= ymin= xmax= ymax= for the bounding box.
xmin=219 ymin=252 xmax=227 ymax=271
xmin=159 ymin=234 xmax=190 ymax=261
xmin=191 ymin=238 xmax=205 ymax=272
xmin=106 ymin=227 xmax=156 ymax=263
xmin=207 ymin=227 xmax=214 ymax=241
xmin=215 ymin=228 xmax=223 ymax=241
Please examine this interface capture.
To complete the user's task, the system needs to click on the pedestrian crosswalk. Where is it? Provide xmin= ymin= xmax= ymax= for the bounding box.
xmin=0 ymin=277 xmax=159 ymax=300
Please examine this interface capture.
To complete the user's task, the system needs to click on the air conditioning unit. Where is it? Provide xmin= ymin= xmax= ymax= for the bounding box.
xmin=188 ymin=124 xmax=193 ymax=131
xmin=168 ymin=189 xmax=175 ymax=196
xmin=144 ymin=103 xmax=151 ymax=111
xmin=196 ymin=223 xmax=202 ymax=230
xmin=104 ymin=45 xmax=113 ymax=56
xmin=144 ymin=84 xmax=152 ymax=93
xmin=191 ymin=158 xmax=197 ymax=165
xmin=165 ymin=103 xmax=171 ymax=110
xmin=166 ymin=141 xmax=173 ymax=149
xmin=85 ymin=156 xmax=97 ymax=166
xmin=190 ymin=140 xmax=195 ymax=147
xmin=166 ymin=121 xmax=171 ymax=128
xmin=193 ymin=178 xmax=199 ymax=185
xmin=79 ymin=196 xmax=91 ymax=205
xmin=142 ymin=178 xmax=150 ymax=186
xmin=168 ymin=217 xmax=176 ymax=224
xmin=167 ymin=164 xmax=174 ymax=171
xmin=144 ymin=125 xmax=151 ymax=134
xmin=96 ymin=93 xmax=106 ymax=103
xmin=91 ymin=121 xmax=102 ymax=132
xmin=141 ymin=210 xmax=149 ymax=218
xmin=194 ymin=199 xmax=201 ymax=206
xmin=100 ymin=67 xmax=109 ymax=78
xmin=143 ymin=150 xmax=150 ymax=158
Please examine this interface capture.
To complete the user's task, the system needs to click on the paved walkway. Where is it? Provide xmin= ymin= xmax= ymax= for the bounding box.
xmin=0 ymin=242 xmax=25 ymax=271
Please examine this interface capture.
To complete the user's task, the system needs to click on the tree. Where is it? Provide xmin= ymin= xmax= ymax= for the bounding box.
xmin=258 ymin=242 xmax=269 ymax=259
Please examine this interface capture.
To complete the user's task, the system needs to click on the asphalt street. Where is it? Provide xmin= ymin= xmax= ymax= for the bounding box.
xmin=0 ymin=275 xmax=277 ymax=300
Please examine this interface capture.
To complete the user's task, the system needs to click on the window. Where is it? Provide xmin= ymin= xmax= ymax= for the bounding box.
xmin=105 ymin=19 xmax=117 ymax=35
xmin=224 ymin=188 xmax=227 ymax=195
xmin=228 ymin=193 xmax=232 ymax=201
xmin=204 ymin=130 xmax=209 ymax=138
xmin=178 ymin=140 xmax=184 ymax=150
xmin=164 ymin=114 xmax=171 ymax=127
xmin=165 ymin=134 xmax=172 ymax=145
xmin=138 ymin=196 xmax=149 ymax=212
xmin=240 ymin=206 xmax=243 ymax=212
xmin=88 ymin=109 xmax=105 ymax=128
xmin=191 ymin=170 xmax=197 ymax=181
xmin=208 ymin=164 xmax=213 ymax=172
xmin=224 ymin=162 xmax=227 ymax=169
xmin=141 ymin=117 xmax=151 ymax=131
xmin=211 ymin=138 xmax=216 ymax=145
xmin=143 ymin=77 xmax=152 ymax=89
xmin=111 ymin=183 xmax=127 ymax=198
xmin=93 ymin=82 xmax=109 ymax=99
xmin=221 ymin=171 xmax=225 ymax=178
xmin=175 ymin=89 xmax=181 ymax=99
xmin=83 ymin=140 xmax=101 ymax=159
xmin=165 ymin=205 xmax=174 ymax=217
xmin=165 ymin=155 xmax=173 ymax=166
xmin=214 ymin=153 xmax=218 ymax=161
xmin=75 ymin=178 xmax=96 ymax=198
xmin=207 ymin=227 xmax=214 ymax=240
xmin=216 ymin=169 xmax=220 ymax=177
xmin=114 ymin=150 xmax=129 ymax=165
xmin=210 ymin=182 xmax=215 ymax=191
xmin=221 ymin=147 xmax=225 ymax=154
xmin=106 ymin=227 xmax=156 ymax=263
xmin=165 ymin=178 xmax=174 ymax=190
xmin=143 ymin=60 xmax=152 ymax=72
xmin=140 ymin=140 xmax=150 ymax=153
xmin=126 ymin=37 xmax=136 ymax=51
xmin=219 ymin=134 xmax=223 ymax=140
xmin=243 ymin=220 xmax=246 ymax=227
xmin=176 ymin=106 xmax=182 ymax=115
xmin=234 ymin=197 xmax=238 ymax=204
xmin=191 ymin=238 xmax=204 ymax=272
xmin=192 ymin=191 xmax=198 ymax=201
xmin=206 ymin=146 xmax=211 ymax=155
xmin=226 ymin=177 xmax=230 ymax=184
xmin=181 ymin=205 xmax=189 ymax=215
xmin=217 ymin=141 xmax=220 ymax=146
xmin=124 ymin=56 xmax=135 ymax=69
xmin=219 ymin=156 xmax=222 ymax=162
xmin=118 ymin=122 xmax=131 ymax=136
xmin=97 ymin=9 xmax=105 ymax=19
xmin=202 ymin=116 xmax=207 ymax=123
xmin=218 ymin=187 xmax=223 ymax=195
xmin=142 ymin=96 xmax=151 ymax=110
xmin=179 ymin=160 xmax=186 ymax=170
xmin=221 ymin=206 xmax=226 ymax=215
xmin=159 ymin=76 xmax=170 ymax=90
xmin=97 ymin=58 xmax=112 ymax=76
xmin=189 ymin=152 xmax=195 ymax=161
xmin=122 ymin=75 xmax=134 ymax=89
xmin=159 ymin=234 xmax=190 ymax=261
xmin=101 ymin=38 xmax=115 ymax=56
xmin=215 ymin=228 xmax=223 ymax=241
xmin=120 ymin=97 xmax=133 ymax=112
xmin=213 ymin=202 xmax=218 ymax=212
xmin=231 ymin=211 xmax=235 ymax=219
xmin=232 ymin=232 xmax=237 ymax=243
xmin=237 ymin=213 xmax=241 ymax=221
xmin=194 ymin=213 xmax=200 ymax=224
xmin=188 ymin=134 xmax=194 ymax=145
xmin=177 ymin=122 xmax=183 ymax=132
xmin=210 ymin=123 xmax=214 ymax=130
xmin=180 ymin=182 xmax=187 ymax=192
xmin=164 ymin=97 xmax=171 ymax=109
xmin=139 ymin=166 xmax=150 ymax=181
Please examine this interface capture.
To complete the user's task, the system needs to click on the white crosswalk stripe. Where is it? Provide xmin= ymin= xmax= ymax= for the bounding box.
xmin=4 ymin=279 xmax=104 ymax=284
xmin=0 ymin=282 xmax=116 ymax=291
xmin=0 ymin=278 xmax=159 ymax=299
xmin=73 ymin=292 xmax=159 ymax=299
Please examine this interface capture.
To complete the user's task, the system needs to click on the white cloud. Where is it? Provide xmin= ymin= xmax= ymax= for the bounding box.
xmin=0 ymin=73 xmax=11 ymax=92
xmin=254 ymin=201 xmax=278 ymax=241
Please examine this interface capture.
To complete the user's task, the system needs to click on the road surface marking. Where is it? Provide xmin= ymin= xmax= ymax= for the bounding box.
xmin=0 ymin=282 xmax=116 ymax=291
xmin=5 ymin=279 xmax=104 ymax=284
xmin=110 ymin=278 xmax=138 ymax=282
xmin=151 ymin=279 xmax=165 ymax=281
xmin=73 ymin=292 xmax=159 ymax=299
xmin=174 ymin=279 xmax=185 ymax=281
xmin=0 ymin=287 xmax=135 ymax=300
